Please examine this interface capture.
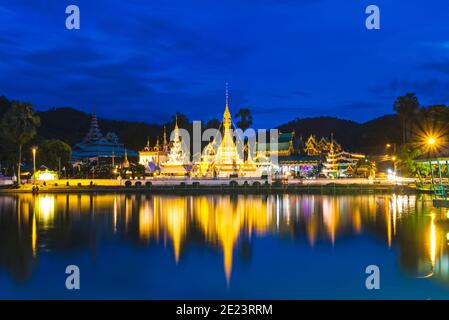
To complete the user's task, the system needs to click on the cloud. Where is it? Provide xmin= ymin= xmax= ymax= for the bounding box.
xmin=420 ymin=60 xmax=449 ymax=75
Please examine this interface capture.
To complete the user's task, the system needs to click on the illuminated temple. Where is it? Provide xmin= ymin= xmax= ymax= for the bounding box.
xmin=193 ymin=94 xmax=262 ymax=178
xmin=138 ymin=128 xmax=169 ymax=172
xmin=135 ymin=89 xmax=368 ymax=178
xmin=160 ymin=118 xmax=191 ymax=176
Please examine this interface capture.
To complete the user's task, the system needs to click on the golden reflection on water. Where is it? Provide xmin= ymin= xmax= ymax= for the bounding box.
xmin=2 ymin=193 xmax=449 ymax=284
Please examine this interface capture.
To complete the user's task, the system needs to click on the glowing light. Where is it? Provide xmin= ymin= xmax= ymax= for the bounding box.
xmin=387 ymin=169 xmax=397 ymax=180
xmin=430 ymin=216 xmax=436 ymax=270
xmin=37 ymin=195 xmax=55 ymax=225
xmin=31 ymin=210 xmax=37 ymax=257
xmin=36 ymin=170 xmax=57 ymax=181
xmin=113 ymin=196 xmax=117 ymax=233
xmin=428 ymin=137 xmax=436 ymax=145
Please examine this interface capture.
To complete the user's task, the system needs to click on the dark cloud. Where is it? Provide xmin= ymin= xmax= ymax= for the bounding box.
xmin=420 ymin=61 xmax=449 ymax=75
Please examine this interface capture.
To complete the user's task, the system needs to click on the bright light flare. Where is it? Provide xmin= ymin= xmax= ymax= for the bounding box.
xmin=415 ymin=126 xmax=446 ymax=154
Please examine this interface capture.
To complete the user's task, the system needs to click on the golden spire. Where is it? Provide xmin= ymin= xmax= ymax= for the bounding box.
xmin=225 ymin=82 xmax=229 ymax=108
xmin=172 ymin=115 xmax=181 ymax=143
xmin=122 ymin=149 xmax=129 ymax=168
xmin=163 ymin=126 xmax=167 ymax=145
xmin=223 ymin=83 xmax=231 ymax=129
xmin=155 ymin=136 xmax=160 ymax=151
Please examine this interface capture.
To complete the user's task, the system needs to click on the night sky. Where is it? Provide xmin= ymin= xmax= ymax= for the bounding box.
xmin=1 ymin=0 xmax=449 ymax=128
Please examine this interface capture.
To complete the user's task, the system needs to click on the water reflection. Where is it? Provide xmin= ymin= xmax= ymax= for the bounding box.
xmin=1 ymin=193 xmax=449 ymax=288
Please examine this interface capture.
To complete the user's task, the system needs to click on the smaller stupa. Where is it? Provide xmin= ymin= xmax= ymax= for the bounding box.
xmin=160 ymin=117 xmax=191 ymax=176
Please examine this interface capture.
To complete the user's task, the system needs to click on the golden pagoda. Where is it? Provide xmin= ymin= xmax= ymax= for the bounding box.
xmin=195 ymin=89 xmax=261 ymax=178
xmin=160 ymin=117 xmax=191 ymax=176
xmin=214 ymin=97 xmax=244 ymax=177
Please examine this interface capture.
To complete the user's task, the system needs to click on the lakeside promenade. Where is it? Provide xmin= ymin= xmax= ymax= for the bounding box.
xmin=0 ymin=177 xmax=419 ymax=195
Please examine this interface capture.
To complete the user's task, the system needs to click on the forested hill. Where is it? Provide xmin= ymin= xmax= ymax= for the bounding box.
xmin=1 ymin=95 xmax=401 ymax=155
xmin=36 ymin=107 xmax=164 ymax=152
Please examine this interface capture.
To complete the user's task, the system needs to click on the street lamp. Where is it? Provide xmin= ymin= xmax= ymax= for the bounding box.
xmin=391 ymin=156 xmax=397 ymax=173
xmin=428 ymin=137 xmax=436 ymax=146
xmin=31 ymin=146 xmax=37 ymax=184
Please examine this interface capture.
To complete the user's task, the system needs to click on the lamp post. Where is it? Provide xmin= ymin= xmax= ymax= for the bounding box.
xmin=32 ymin=146 xmax=37 ymax=184
xmin=391 ymin=155 xmax=397 ymax=174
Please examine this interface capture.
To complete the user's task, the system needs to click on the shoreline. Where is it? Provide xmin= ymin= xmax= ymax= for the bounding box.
xmin=0 ymin=183 xmax=420 ymax=195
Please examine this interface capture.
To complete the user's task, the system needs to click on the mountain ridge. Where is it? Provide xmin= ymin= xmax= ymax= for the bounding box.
xmin=1 ymin=96 xmax=400 ymax=155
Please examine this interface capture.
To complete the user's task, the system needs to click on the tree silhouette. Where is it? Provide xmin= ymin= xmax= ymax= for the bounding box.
xmin=393 ymin=93 xmax=419 ymax=144
xmin=0 ymin=102 xmax=40 ymax=184
xmin=38 ymin=139 xmax=72 ymax=171
xmin=235 ymin=108 xmax=253 ymax=131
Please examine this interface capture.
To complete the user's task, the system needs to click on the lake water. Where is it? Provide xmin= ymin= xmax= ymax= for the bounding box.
xmin=0 ymin=193 xmax=448 ymax=299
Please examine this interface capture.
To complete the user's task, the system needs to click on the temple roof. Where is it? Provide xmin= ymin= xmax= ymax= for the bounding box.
xmin=415 ymin=146 xmax=449 ymax=162
xmin=72 ymin=142 xmax=137 ymax=160
xmin=71 ymin=111 xmax=136 ymax=160
xmin=257 ymin=142 xmax=291 ymax=151
xmin=84 ymin=111 xmax=103 ymax=143
xmin=278 ymin=132 xmax=294 ymax=143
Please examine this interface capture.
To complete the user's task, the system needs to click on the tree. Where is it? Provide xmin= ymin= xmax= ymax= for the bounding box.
xmin=397 ymin=143 xmax=429 ymax=179
xmin=417 ymin=104 xmax=449 ymax=139
xmin=0 ymin=95 xmax=11 ymax=119
xmin=205 ymin=118 xmax=220 ymax=130
xmin=171 ymin=112 xmax=190 ymax=129
xmin=37 ymin=139 xmax=72 ymax=172
xmin=235 ymin=108 xmax=253 ymax=131
xmin=393 ymin=93 xmax=419 ymax=144
xmin=0 ymin=102 xmax=40 ymax=184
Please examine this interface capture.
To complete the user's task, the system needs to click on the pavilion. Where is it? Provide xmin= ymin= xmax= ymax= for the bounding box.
xmin=415 ymin=147 xmax=449 ymax=199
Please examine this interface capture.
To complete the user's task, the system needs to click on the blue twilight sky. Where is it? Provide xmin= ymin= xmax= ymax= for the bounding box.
xmin=1 ymin=0 xmax=449 ymax=128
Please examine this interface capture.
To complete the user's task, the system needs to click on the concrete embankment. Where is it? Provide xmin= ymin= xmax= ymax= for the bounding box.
xmin=0 ymin=180 xmax=417 ymax=195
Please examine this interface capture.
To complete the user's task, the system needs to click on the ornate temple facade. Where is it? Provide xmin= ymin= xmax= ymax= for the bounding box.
xmin=133 ymin=88 xmax=367 ymax=179
xmin=192 ymin=96 xmax=262 ymax=178
xmin=138 ymin=128 xmax=169 ymax=172
xmin=160 ymin=118 xmax=191 ymax=176
xmin=321 ymin=137 xmax=339 ymax=178
xmin=257 ymin=131 xmax=365 ymax=178
xmin=71 ymin=112 xmax=137 ymax=163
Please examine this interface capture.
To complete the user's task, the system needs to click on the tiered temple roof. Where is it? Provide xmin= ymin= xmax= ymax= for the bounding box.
xmin=72 ymin=112 xmax=137 ymax=161
xmin=257 ymin=132 xmax=295 ymax=157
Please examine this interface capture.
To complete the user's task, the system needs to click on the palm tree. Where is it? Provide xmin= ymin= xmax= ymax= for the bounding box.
xmin=393 ymin=93 xmax=419 ymax=144
xmin=0 ymin=102 xmax=40 ymax=184
xmin=235 ymin=108 xmax=253 ymax=131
